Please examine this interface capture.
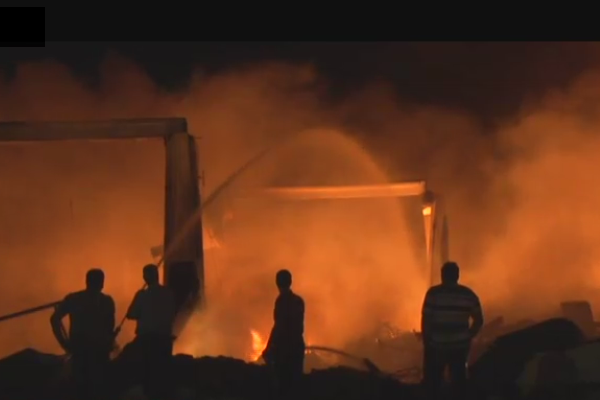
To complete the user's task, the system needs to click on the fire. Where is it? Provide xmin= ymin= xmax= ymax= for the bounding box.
xmin=249 ymin=329 xmax=266 ymax=361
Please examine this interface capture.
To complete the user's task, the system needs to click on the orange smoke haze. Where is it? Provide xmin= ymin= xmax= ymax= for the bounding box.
xmin=1 ymin=52 xmax=600 ymax=359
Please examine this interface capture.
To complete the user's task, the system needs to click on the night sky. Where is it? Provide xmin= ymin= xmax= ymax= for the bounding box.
xmin=1 ymin=42 xmax=599 ymax=124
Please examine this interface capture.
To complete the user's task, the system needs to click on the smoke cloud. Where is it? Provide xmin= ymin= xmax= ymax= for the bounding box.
xmin=0 ymin=50 xmax=599 ymax=359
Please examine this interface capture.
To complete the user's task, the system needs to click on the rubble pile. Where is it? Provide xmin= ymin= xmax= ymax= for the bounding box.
xmin=2 ymin=313 xmax=600 ymax=399
xmin=0 ymin=348 xmax=67 ymax=399
xmin=345 ymin=323 xmax=424 ymax=381
xmin=0 ymin=346 xmax=416 ymax=400
xmin=469 ymin=318 xmax=587 ymax=398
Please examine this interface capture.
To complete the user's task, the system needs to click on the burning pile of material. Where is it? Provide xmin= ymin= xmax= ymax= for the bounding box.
xmin=249 ymin=329 xmax=265 ymax=361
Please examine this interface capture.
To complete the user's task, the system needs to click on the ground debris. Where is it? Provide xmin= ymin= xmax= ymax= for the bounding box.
xmin=470 ymin=318 xmax=586 ymax=398
xmin=3 ymin=317 xmax=599 ymax=400
xmin=0 ymin=347 xmax=417 ymax=400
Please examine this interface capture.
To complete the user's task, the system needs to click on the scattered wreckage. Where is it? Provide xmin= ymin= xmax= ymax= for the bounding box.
xmin=310 ymin=299 xmax=600 ymax=399
xmin=0 ymin=300 xmax=598 ymax=399
xmin=1 ymin=120 xmax=600 ymax=398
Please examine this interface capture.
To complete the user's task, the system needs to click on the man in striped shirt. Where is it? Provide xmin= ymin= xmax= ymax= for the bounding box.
xmin=421 ymin=261 xmax=484 ymax=399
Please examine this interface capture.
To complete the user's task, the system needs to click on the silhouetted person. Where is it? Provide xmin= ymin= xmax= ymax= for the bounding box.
xmin=421 ymin=261 xmax=484 ymax=400
xmin=262 ymin=269 xmax=305 ymax=399
xmin=50 ymin=268 xmax=115 ymax=400
xmin=126 ymin=264 xmax=176 ymax=400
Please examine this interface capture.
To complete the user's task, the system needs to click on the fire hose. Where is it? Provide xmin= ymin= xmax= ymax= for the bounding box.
xmin=304 ymin=345 xmax=382 ymax=374
xmin=304 ymin=345 xmax=423 ymax=382
xmin=0 ymin=138 xmax=281 ymax=346
xmin=2 ymin=129 xmax=396 ymax=359
xmin=0 ymin=301 xmax=61 ymax=323
xmin=111 ymin=140 xmax=281 ymax=342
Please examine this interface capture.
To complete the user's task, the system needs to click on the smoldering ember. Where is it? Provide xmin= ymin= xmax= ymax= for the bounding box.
xmin=2 ymin=42 xmax=600 ymax=400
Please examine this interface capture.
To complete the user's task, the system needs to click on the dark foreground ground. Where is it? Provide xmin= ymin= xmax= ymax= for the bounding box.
xmin=0 ymin=318 xmax=597 ymax=400
xmin=0 ymin=348 xmax=418 ymax=400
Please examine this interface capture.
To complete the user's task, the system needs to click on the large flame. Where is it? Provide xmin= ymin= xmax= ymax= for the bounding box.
xmin=249 ymin=329 xmax=266 ymax=361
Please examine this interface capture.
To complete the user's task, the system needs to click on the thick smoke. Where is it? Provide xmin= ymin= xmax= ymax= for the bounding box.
xmin=472 ymin=71 xmax=600 ymax=319
xmin=0 ymin=51 xmax=598 ymax=359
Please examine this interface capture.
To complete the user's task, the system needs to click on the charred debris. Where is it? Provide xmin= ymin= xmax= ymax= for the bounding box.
xmin=0 ymin=301 xmax=599 ymax=399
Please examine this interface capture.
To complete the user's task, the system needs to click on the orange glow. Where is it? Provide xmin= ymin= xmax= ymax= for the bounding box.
xmin=422 ymin=206 xmax=432 ymax=216
xmin=255 ymin=182 xmax=426 ymax=200
xmin=0 ymin=59 xmax=431 ymax=359
xmin=249 ymin=329 xmax=266 ymax=361
xmin=7 ymin=52 xmax=600 ymax=364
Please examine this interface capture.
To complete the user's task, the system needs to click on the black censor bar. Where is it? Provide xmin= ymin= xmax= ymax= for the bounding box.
xmin=0 ymin=7 xmax=45 ymax=47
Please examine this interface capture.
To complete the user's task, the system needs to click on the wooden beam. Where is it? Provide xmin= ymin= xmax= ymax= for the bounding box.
xmin=0 ymin=118 xmax=188 ymax=142
xmin=253 ymin=181 xmax=427 ymax=200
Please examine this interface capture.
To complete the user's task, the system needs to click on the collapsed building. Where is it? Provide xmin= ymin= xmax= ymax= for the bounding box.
xmin=1 ymin=118 xmax=600 ymax=399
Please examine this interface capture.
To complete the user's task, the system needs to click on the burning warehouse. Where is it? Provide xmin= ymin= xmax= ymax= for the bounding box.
xmin=4 ymin=42 xmax=600 ymax=400
xmin=177 ymin=179 xmax=449 ymax=365
xmin=0 ymin=118 xmax=600 ymax=400
xmin=171 ymin=128 xmax=452 ymax=361
xmin=0 ymin=118 xmax=451 ymax=398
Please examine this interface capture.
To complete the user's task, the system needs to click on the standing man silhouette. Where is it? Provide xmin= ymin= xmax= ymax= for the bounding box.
xmin=262 ymin=269 xmax=305 ymax=399
xmin=51 ymin=268 xmax=115 ymax=400
xmin=421 ymin=261 xmax=484 ymax=400
xmin=126 ymin=264 xmax=176 ymax=400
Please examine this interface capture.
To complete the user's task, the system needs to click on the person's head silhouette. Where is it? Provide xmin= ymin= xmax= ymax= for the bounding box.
xmin=275 ymin=269 xmax=292 ymax=293
xmin=441 ymin=261 xmax=460 ymax=285
xmin=143 ymin=264 xmax=160 ymax=286
xmin=86 ymin=268 xmax=105 ymax=292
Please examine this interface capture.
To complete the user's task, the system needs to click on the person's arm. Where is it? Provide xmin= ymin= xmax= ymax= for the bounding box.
xmin=421 ymin=289 xmax=433 ymax=342
xmin=101 ymin=296 xmax=118 ymax=351
xmin=50 ymin=296 xmax=71 ymax=353
xmin=469 ymin=293 xmax=484 ymax=338
xmin=299 ymin=298 xmax=305 ymax=332
xmin=263 ymin=297 xmax=281 ymax=360
xmin=126 ymin=290 xmax=142 ymax=320
xmin=165 ymin=287 xmax=177 ymax=330
xmin=107 ymin=296 xmax=116 ymax=334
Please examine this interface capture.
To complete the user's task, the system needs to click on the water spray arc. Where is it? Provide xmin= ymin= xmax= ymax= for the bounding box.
xmin=0 ymin=124 xmax=313 ymax=329
xmin=0 ymin=122 xmax=451 ymax=363
xmin=246 ymin=183 xmax=449 ymax=286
